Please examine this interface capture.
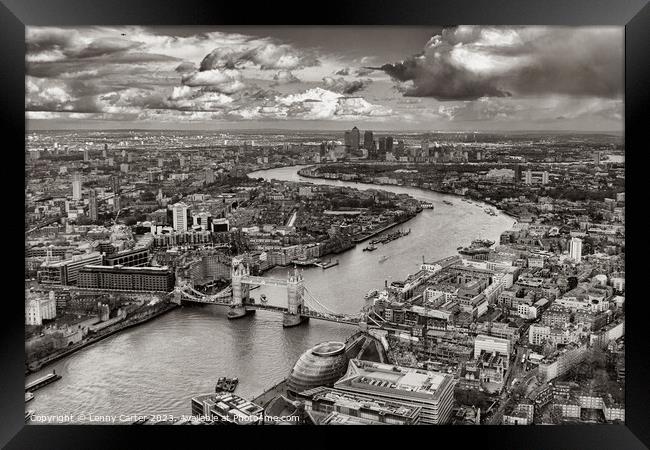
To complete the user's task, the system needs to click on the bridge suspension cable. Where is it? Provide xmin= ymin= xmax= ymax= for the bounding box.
xmin=302 ymin=286 xmax=340 ymax=315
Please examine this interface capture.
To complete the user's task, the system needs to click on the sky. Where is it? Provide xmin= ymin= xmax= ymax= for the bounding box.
xmin=26 ymin=26 xmax=624 ymax=132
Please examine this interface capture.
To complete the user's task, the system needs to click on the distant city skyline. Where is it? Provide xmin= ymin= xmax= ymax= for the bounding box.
xmin=26 ymin=26 xmax=623 ymax=132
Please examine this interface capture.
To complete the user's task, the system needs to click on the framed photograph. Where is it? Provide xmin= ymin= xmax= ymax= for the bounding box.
xmin=2 ymin=0 xmax=648 ymax=447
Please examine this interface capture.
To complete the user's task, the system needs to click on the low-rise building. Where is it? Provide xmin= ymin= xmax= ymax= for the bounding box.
xmin=334 ymin=359 xmax=455 ymax=424
xmin=295 ymin=387 xmax=421 ymax=425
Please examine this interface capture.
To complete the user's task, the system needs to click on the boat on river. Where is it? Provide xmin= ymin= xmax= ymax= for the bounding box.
xmin=316 ymin=259 xmax=339 ymax=269
xmin=216 ymin=377 xmax=239 ymax=393
xmin=378 ymin=255 xmax=389 ymax=263
xmin=363 ymin=244 xmax=378 ymax=252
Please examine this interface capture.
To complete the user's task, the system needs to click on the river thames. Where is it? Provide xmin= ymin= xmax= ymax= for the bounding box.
xmin=27 ymin=165 xmax=514 ymax=423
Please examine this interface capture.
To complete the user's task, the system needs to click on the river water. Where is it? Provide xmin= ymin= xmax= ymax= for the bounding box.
xmin=27 ymin=165 xmax=514 ymax=423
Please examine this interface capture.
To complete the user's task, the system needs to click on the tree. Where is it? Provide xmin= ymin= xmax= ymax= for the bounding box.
xmin=140 ymin=191 xmax=156 ymax=202
xmin=122 ymin=216 xmax=137 ymax=226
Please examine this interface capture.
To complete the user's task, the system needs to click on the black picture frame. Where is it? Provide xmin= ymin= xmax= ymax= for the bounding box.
xmin=2 ymin=0 xmax=648 ymax=448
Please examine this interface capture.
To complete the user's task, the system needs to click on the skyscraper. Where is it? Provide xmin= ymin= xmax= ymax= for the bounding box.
xmin=570 ymin=237 xmax=583 ymax=263
xmin=514 ymin=164 xmax=522 ymax=183
xmin=88 ymin=188 xmax=98 ymax=221
xmin=205 ymin=168 xmax=215 ymax=184
xmin=364 ymin=131 xmax=374 ymax=151
xmin=112 ymin=175 xmax=120 ymax=195
xmin=72 ymin=173 xmax=82 ymax=201
xmin=172 ymin=202 xmax=189 ymax=232
xmin=83 ymin=149 xmax=89 ymax=162
xmin=524 ymin=169 xmax=533 ymax=184
xmin=594 ymin=151 xmax=601 ymax=165
xmin=350 ymin=126 xmax=360 ymax=150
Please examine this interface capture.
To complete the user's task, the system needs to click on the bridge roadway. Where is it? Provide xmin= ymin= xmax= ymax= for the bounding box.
xmin=180 ymin=295 xmax=361 ymax=325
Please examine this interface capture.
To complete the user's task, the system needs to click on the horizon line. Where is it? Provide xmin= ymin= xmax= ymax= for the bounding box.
xmin=25 ymin=128 xmax=625 ymax=135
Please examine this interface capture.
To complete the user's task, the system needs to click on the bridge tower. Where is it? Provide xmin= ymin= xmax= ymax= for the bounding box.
xmin=228 ymin=261 xmax=250 ymax=319
xmin=283 ymin=268 xmax=308 ymax=327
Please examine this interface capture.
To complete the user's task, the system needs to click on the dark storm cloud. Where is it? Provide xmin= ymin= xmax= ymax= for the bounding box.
xmin=26 ymin=28 xmax=76 ymax=54
xmin=27 ymin=28 xmax=144 ymax=60
xmin=376 ymin=26 xmax=623 ymax=101
xmin=27 ymin=53 xmax=181 ymax=80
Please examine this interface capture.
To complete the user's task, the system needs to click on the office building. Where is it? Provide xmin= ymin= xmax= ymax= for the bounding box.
xmin=363 ymin=130 xmax=374 ymax=151
xmin=334 ymin=359 xmax=455 ymax=424
xmin=295 ymin=387 xmax=421 ymax=425
xmin=172 ymin=202 xmax=189 ymax=232
xmin=88 ymin=188 xmax=98 ymax=221
xmin=212 ymin=218 xmax=230 ymax=232
xmin=205 ymin=168 xmax=215 ymax=184
xmin=192 ymin=211 xmax=212 ymax=231
xmin=37 ymin=252 xmax=103 ymax=286
xmin=474 ymin=334 xmax=511 ymax=358
xmin=72 ymin=173 xmax=82 ymax=201
xmin=77 ymin=265 xmax=175 ymax=292
xmin=191 ymin=392 xmax=264 ymax=425
xmin=103 ymin=247 xmax=150 ymax=267
xmin=524 ymin=169 xmax=549 ymax=185
xmin=570 ymin=237 xmax=583 ymax=263
xmin=344 ymin=127 xmax=360 ymax=150
xmin=112 ymin=175 xmax=120 ymax=195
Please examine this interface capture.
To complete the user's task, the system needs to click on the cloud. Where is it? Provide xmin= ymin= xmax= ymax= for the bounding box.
xmin=377 ymin=26 xmax=623 ymax=101
xmin=355 ymin=67 xmax=374 ymax=77
xmin=322 ymin=77 xmax=371 ymax=95
xmin=181 ymin=69 xmax=246 ymax=93
xmin=175 ymin=61 xmax=197 ymax=73
xmin=25 ymin=26 xmax=622 ymax=130
xmin=199 ymin=42 xmax=319 ymax=71
xmin=26 ymin=77 xmax=75 ymax=111
xmin=272 ymin=70 xmax=300 ymax=85
xmin=435 ymin=96 xmax=623 ymax=123
xmin=229 ymin=87 xmax=392 ymax=121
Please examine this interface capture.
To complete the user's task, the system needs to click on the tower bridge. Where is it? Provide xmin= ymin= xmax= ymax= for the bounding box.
xmin=174 ymin=261 xmax=366 ymax=328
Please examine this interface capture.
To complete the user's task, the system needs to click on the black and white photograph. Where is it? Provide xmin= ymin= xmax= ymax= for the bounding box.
xmin=23 ymin=24 xmax=628 ymax=428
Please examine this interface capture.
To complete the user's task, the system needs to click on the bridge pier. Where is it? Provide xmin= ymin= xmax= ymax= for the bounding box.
xmin=282 ymin=269 xmax=307 ymax=327
xmin=282 ymin=313 xmax=308 ymax=327
xmin=227 ymin=305 xmax=248 ymax=319
xmin=229 ymin=261 xmax=251 ymax=320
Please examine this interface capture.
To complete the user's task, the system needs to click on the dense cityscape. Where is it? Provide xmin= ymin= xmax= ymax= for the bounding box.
xmin=25 ymin=127 xmax=625 ymax=425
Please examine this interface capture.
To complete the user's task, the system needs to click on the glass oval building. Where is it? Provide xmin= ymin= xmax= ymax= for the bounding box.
xmin=286 ymin=341 xmax=349 ymax=396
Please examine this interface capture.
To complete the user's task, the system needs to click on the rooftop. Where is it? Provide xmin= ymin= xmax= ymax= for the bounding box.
xmin=335 ymin=359 xmax=453 ymax=401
